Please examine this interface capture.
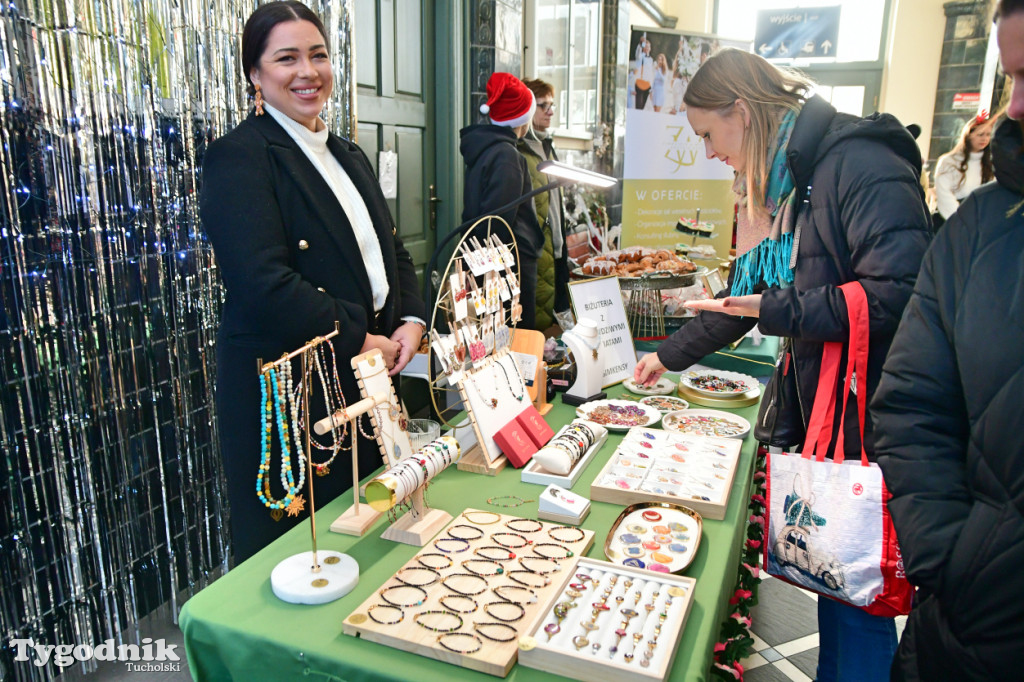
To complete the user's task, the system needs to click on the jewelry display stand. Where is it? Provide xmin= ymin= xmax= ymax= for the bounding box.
xmin=536 ymin=485 xmax=590 ymax=526
xmin=258 ymin=326 xmax=361 ymax=605
xmin=342 ymin=509 xmax=595 ymax=677
xmin=561 ymin=319 xmax=607 ymax=406
xmin=455 ymin=349 xmax=531 ymax=475
xmin=328 ymin=348 xmax=409 ymax=536
xmin=590 ymin=428 xmax=741 ymax=520
xmin=518 ymin=558 xmax=697 ymax=682
xmin=362 ymin=435 xmax=459 ymax=547
xmin=427 ymin=220 xmax=531 ymax=477
xmin=521 ymin=422 xmax=609 ymax=489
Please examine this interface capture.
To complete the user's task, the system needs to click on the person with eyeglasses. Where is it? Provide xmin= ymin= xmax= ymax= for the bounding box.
xmin=518 ymin=79 xmax=570 ymax=332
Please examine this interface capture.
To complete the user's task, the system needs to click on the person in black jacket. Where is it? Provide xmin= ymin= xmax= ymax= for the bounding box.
xmin=872 ymin=2 xmax=1024 ymax=679
xmin=201 ymin=1 xmax=425 ymax=563
xmin=461 ymin=72 xmax=543 ymax=329
xmin=633 ymin=49 xmax=931 ymax=681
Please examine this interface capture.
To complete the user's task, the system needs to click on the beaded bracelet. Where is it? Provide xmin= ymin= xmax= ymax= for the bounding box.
xmin=517 ymin=556 xmax=561 ymax=575
xmin=437 ymin=632 xmax=482 ymax=655
xmin=447 ymin=524 xmax=485 ymax=541
xmin=486 ymin=495 xmax=534 ymax=508
xmin=484 ymin=600 xmax=526 ymax=623
xmin=474 ymin=545 xmax=517 ymax=561
xmin=462 ymin=510 xmax=501 ymax=525
xmin=489 ymin=532 xmax=532 ymax=549
xmin=433 ymin=537 xmax=471 ymax=554
xmin=439 ymin=595 xmax=479 ymax=614
xmin=506 ymin=569 xmax=551 ymax=588
xmin=366 ymin=603 xmax=404 ymax=625
xmin=440 ymin=572 xmax=488 ymax=596
xmin=416 ymin=552 xmax=454 ymax=570
xmin=379 ymin=584 xmax=427 ymax=607
xmin=492 ymin=584 xmax=539 ymax=605
xmin=461 ymin=558 xmax=505 ymax=577
xmin=532 ymin=542 xmax=574 ymax=560
xmin=547 ymin=526 xmax=586 ymax=544
xmin=414 ymin=610 xmax=463 ymax=633
xmin=505 ymin=518 xmax=543 ymax=534
xmin=473 ymin=621 xmax=518 ymax=642
xmin=395 ymin=566 xmax=441 ymax=587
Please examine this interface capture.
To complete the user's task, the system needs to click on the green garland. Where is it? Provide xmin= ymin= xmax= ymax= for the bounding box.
xmin=712 ymin=447 xmax=768 ymax=680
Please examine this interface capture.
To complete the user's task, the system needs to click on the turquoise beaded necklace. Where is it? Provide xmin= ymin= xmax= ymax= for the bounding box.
xmin=256 ymin=366 xmax=305 ymax=517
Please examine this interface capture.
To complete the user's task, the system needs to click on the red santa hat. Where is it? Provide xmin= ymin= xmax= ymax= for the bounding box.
xmin=480 ymin=72 xmax=536 ymax=128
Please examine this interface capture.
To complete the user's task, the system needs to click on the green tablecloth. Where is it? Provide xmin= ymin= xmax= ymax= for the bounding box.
xmin=635 ymin=336 xmax=779 ymax=378
xmin=180 ymin=380 xmax=759 ymax=682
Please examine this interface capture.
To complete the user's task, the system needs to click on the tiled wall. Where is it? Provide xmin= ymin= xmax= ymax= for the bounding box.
xmin=929 ymin=1 xmax=991 ymax=159
xmin=469 ymin=0 xmax=525 ymax=123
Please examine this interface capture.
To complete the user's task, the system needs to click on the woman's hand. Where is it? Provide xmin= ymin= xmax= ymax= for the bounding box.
xmin=361 ymin=333 xmax=402 ymax=372
xmin=684 ymin=294 xmax=762 ymax=318
xmin=389 ymin=322 xmax=425 ymax=376
xmin=634 ymin=352 xmax=667 ymax=387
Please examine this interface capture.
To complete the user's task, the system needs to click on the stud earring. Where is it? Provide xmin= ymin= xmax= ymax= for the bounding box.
xmin=254 ymin=84 xmax=264 ymax=116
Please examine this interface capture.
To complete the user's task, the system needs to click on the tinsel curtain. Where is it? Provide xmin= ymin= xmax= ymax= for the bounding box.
xmin=0 ymin=1 xmax=354 ymax=679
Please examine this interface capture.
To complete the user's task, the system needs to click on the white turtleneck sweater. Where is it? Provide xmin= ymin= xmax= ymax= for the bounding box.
xmin=265 ymin=103 xmax=389 ymax=312
xmin=934 ymin=149 xmax=986 ymax=219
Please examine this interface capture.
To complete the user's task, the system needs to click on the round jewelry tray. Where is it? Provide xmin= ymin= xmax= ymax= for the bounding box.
xmin=603 ymin=502 xmax=703 ymax=575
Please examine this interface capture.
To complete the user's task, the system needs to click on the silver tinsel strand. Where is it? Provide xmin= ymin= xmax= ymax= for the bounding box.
xmin=0 ymin=1 xmax=355 ymax=679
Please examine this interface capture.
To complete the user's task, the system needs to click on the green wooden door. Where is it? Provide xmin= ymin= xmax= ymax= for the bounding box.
xmin=355 ymin=0 xmax=436 ymax=281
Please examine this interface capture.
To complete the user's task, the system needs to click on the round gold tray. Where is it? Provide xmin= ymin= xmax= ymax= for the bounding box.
xmin=677 ymin=381 xmax=761 ymax=408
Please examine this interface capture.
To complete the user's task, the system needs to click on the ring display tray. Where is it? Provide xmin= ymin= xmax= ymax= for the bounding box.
xmin=342 ymin=509 xmax=595 ymax=677
xmin=589 ymin=428 xmax=741 ymax=520
xmin=517 ymin=557 xmax=697 ymax=682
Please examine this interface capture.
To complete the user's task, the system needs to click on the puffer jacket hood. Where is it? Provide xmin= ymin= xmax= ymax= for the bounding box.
xmin=460 ymin=124 xmax=518 ymax=168
xmin=992 ymin=116 xmax=1024 ymax=194
xmin=788 ymin=96 xmax=923 ymax=203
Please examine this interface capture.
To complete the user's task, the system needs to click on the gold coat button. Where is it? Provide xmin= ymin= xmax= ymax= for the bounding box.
xmin=298 ymin=239 xmax=309 ymax=250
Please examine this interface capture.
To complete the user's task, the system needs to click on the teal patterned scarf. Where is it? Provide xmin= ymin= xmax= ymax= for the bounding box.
xmin=731 ymin=108 xmax=799 ymax=297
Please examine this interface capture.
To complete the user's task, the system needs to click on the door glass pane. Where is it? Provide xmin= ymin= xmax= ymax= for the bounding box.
xmin=830 ymin=86 xmax=865 ymax=116
xmin=529 ymin=0 xmax=600 ymax=135
xmin=717 ymin=0 xmax=886 ymax=64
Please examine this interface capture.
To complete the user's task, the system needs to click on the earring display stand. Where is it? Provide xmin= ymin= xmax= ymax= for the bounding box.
xmin=259 ymin=326 xmax=361 ymax=605
xmin=329 ymin=347 xmax=409 ymax=536
xmin=427 ymin=218 xmax=531 ymax=477
xmin=560 ymin=318 xmax=607 ymax=407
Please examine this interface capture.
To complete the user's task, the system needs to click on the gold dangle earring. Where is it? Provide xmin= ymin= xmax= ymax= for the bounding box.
xmin=254 ymin=84 xmax=264 ymax=116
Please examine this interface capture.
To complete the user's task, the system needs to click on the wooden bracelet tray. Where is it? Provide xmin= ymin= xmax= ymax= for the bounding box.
xmin=517 ymin=557 xmax=697 ymax=682
xmin=342 ymin=509 xmax=595 ymax=677
xmin=589 ymin=428 xmax=741 ymax=520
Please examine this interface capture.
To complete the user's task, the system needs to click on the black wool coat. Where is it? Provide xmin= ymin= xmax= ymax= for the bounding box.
xmin=873 ymin=117 xmax=1024 ymax=681
xmin=201 ymin=111 xmax=424 ymax=562
xmin=657 ymin=96 xmax=932 ymax=459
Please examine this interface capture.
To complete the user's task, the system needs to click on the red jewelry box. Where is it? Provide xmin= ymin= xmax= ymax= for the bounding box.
xmin=493 ymin=419 xmax=538 ymax=468
xmin=516 ymin=406 xmax=555 ymax=449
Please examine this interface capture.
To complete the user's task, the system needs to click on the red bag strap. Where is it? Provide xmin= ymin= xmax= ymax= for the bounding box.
xmin=800 ymin=282 xmax=870 ymax=465
xmin=833 ymin=282 xmax=870 ymax=465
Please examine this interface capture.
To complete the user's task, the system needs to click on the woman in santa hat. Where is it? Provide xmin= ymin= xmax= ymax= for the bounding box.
xmin=460 ymin=72 xmax=544 ymax=330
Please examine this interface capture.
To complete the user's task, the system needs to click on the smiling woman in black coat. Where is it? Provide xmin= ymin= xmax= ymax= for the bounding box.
xmin=201 ymin=1 xmax=425 ymax=563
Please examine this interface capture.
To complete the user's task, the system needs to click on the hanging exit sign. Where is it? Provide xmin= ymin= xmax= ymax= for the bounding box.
xmin=754 ymin=6 xmax=841 ymax=60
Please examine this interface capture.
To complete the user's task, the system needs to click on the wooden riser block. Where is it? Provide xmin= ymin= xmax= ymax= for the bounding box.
xmin=380 ymin=508 xmax=452 ymax=546
xmin=329 ymin=504 xmax=382 ymax=536
xmin=456 ymin=445 xmax=508 ymax=476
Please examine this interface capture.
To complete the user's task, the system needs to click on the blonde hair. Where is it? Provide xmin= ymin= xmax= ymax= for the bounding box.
xmin=683 ymin=48 xmax=814 ymax=221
